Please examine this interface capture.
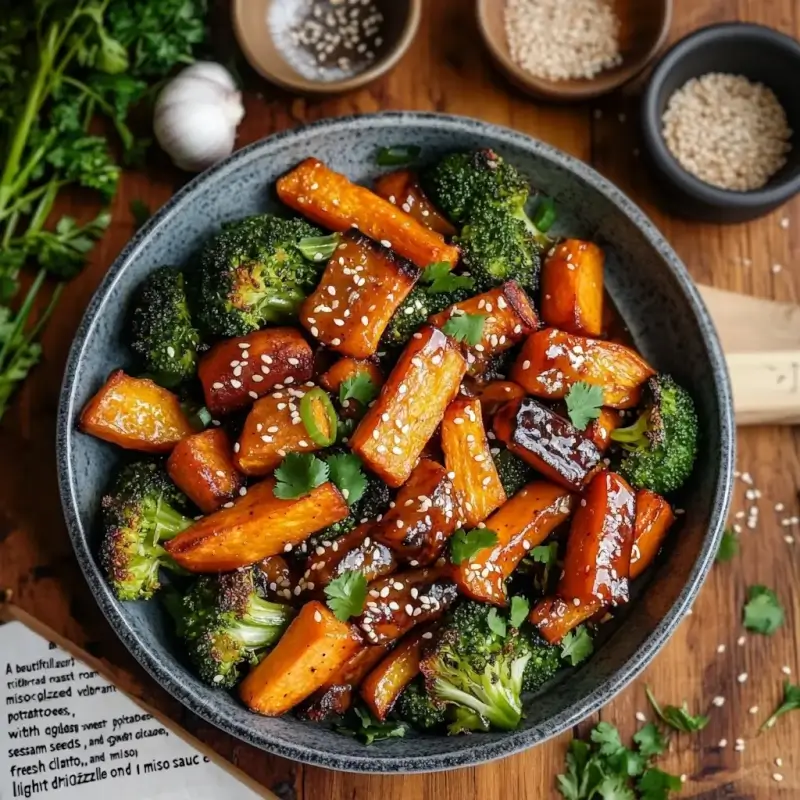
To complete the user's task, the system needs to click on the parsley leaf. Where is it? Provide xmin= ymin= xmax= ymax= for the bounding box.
xmin=449 ymin=528 xmax=498 ymax=565
xmin=716 ymin=527 xmax=739 ymax=562
xmin=324 ymin=570 xmax=368 ymax=622
xmin=339 ymin=372 xmax=379 ymax=408
xmin=273 ymin=453 xmax=329 ymax=499
xmin=645 ymin=686 xmax=709 ymax=733
xmin=761 ymin=681 xmax=800 ymax=731
xmin=325 ymin=452 xmax=368 ymax=507
xmin=441 ymin=313 xmax=485 ymax=346
xmin=633 ymin=723 xmax=667 ymax=758
xmin=637 ymin=768 xmax=682 ymax=800
xmin=420 ymin=262 xmax=475 ymax=294
xmin=561 ymin=625 xmax=594 ymax=666
xmin=565 ymin=381 xmax=604 ymax=429
xmin=509 ymin=595 xmax=530 ymax=629
xmin=486 ymin=607 xmax=506 ymax=638
xmin=743 ymin=584 xmax=784 ymax=634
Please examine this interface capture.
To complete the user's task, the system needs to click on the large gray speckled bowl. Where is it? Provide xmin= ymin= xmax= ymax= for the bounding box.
xmin=57 ymin=113 xmax=735 ymax=773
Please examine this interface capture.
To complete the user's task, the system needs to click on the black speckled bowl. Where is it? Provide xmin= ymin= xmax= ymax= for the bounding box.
xmin=57 ymin=113 xmax=734 ymax=773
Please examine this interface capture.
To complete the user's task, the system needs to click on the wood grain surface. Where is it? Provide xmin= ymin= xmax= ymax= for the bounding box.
xmin=1 ymin=1 xmax=798 ymax=798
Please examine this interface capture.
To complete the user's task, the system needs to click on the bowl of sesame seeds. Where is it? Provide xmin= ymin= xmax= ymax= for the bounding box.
xmin=642 ymin=22 xmax=800 ymax=223
xmin=233 ymin=0 xmax=421 ymax=94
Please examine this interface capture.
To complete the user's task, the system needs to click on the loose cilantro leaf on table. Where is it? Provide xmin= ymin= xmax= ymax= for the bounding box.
xmin=637 ymin=768 xmax=682 ymax=800
xmin=324 ymin=570 xmax=368 ymax=622
xmin=633 ymin=723 xmax=667 ymax=758
xmin=645 ymin=686 xmax=708 ymax=733
xmin=273 ymin=453 xmax=329 ymax=499
xmin=449 ymin=528 xmax=498 ymax=565
xmin=442 ymin=313 xmax=485 ymax=346
xmin=761 ymin=681 xmax=800 ymax=731
xmin=339 ymin=372 xmax=379 ymax=408
xmin=561 ymin=625 xmax=594 ymax=666
xmin=742 ymin=585 xmax=784 ymax=634
xmin=715 ymin=527 xmax=739 ymax=563
xmin=509 ymin=595 xmax=530 ymax=629
xmin=565 ymin=381 xmax=604 ymax=429
xmin=421 ymin=262 xmax=475 ymax=294
xmin=325 ymin=452 xmax=367 ymax=506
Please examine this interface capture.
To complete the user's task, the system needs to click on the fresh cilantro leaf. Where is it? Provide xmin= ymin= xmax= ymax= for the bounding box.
xmin=645 ymin=686 xmax=709 ymax=733
xmin=486 ymin=607 xmax=507 ymax=637
xmin=743 ymin=585 xmax=784 ymax=635
xmin=273 ymin=453 xmax=329 ymax=499
xmin=130 ymin=198 xmax=151 ymax=230
xmin=591 ymin=721 xmax=624 ymax=756
xmin=420 ymin=262 xmax=475 ymax=294
xmin=565 ymin=381 xmax=604 ymax=429
xmin=441 ymin=313 xmax=485 ymax=346
xmin=596 ymin=773 xmax=636 ymax=800
xmin=325 ymin=452 xmax=367 ymax=507
xmin=561 ymin=625 xmax=594 ymax=666
xmin=336 ymin=704 xmax=407 ymax=744
xmin=607 ymin=748 xmax=647 ymax=779
xmin=716 ymin=527 xmax=739 ymax=563
xmin=637 ymin=768 xmax=682 ymax=800
xmin=298 ymin=233 xmax=340 ymax=262
xmin=339 ymin=372 xmax=379 ymax=408
xmin=324 ymin=570 xmax=368 ymax=622
xmin=761 ymin=681 xmax=800 ymax=731
xmin=509 ymin=595 xmax=530 ymax=629
xmin=557 ymin=739 xmax=596 ymax=800
xmin=530 ymin=541 xmax=559 ymax=593
xmin=449 ymin=528 xmax=498 ymax=565
xmin=633 ymin=723 xmax=667 ymax=758
xmin=376 ymin=144 xmax=421 ymax=166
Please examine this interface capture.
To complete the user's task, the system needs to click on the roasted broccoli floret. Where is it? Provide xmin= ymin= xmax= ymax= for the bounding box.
xmin=611 ymin=374 xmax=699 ymax=495
xmin=395 ymin=678 xmax=447 ymax=731
xmin=129 ymin=267 xmax=201 ymax=387
xmin=493 ymin=449 xmax=535 ymax=498
xmin=99 ymin=461 xmax=193 ymax=602
xmin=179 ymin=568 xmax=294 ymax=688
xmin=420 ymin=600 xmax=533 ymax=732
xmin=381 ymin=286 xmax=471 ymax=349
xmin=521 ymin=631 xmax=563 ymax=693
xmin=191 ymin=214 xmax=325 ymax=338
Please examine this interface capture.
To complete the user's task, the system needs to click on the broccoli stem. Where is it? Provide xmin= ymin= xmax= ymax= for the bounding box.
xmin=434 ymin=675 xmax=521 ymax=731
xmin=150 ymin=500 xmax=193 ymax=542
xmin=609 ymin=413 xmax=649 ymax=451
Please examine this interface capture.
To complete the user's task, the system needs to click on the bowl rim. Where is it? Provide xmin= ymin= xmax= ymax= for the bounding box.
xmin=641 ymin=21 xmax=800 ymax=208
xmin=57 ymin=111 xmax=735 ymax=774
xmin=232 ymin=0 xmax=422 ymax=94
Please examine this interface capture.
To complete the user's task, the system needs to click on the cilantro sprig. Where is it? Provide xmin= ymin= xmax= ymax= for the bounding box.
xmin=326 ymin=452 xmax=368 ymax=506
xmin=565 ymin=381 xmax=604 ymax=429
xmin=449 ymin=528 xmax=498 ymax=565
xmin=742 ymin=585 xmax=784 ymax=635
xmin=715 ymin=527 xmax=739 ymax=563
xmin=324 ymin=570 xmax=368 ymax=622
xmin=273 ymin=453 xmax=329 ymax=499
xmin=339 ymin=372 xmax=380 ymax=408
xmin=645 ymin=686 xmax=709 ymax=733
xmin=442 ymin=313 xmax=486 ymax=346
xmin=560 ymin=625 xmax=594 ymax=667
xmin=420 ymin=262 xmax=475 ymax=294
xmin=761 ymin=681 xmax=800 ymax=731
xmin=336 ymin=704 xmax=407 ymax=744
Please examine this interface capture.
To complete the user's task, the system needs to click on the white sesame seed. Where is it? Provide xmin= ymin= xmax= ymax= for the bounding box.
xmin=230 ymin=379 xmax=242 ymax=389
xmin=773 ymin=773 xmax=784 ymax=782
xmin=737 ymin=672 xmax=748 ymax=683
xmin=635 ymin=711 xmax=646 ymax=722
xmin=718 ymin=739 xmax=727 ymax=748
xmin=737 ymin=635 xmax=747 ymax=646
xmin=712 ymin=696 xmax=725 ymax=707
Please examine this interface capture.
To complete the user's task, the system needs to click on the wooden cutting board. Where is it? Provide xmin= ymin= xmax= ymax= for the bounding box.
xmin=698 ymin=285 xmax=800 ymax=425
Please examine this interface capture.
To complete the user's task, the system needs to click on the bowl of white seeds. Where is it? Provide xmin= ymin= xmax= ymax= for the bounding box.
xmin=642 ymin=22 xmax=800 ymax=223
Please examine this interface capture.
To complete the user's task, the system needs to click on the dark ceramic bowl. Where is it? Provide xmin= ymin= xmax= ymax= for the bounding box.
xmin=57 ymin=113 xmax=734 ymax=773
xmin=642 ymin=23 xmax=800 ymax=223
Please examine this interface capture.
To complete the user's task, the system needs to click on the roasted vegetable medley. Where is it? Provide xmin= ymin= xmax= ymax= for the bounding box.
xmin=79 ymin=149 xmax=699 ymax=740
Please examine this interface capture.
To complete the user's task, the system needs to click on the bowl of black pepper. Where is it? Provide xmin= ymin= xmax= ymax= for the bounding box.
xmin=233 ymin=0 xmax=422 ymax=94
xmin=641 ymin=22 xmax=800 ymax=223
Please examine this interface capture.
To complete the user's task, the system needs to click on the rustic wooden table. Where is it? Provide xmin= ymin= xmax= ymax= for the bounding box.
xmin=1 ymin=1 xmax=798 ymax=797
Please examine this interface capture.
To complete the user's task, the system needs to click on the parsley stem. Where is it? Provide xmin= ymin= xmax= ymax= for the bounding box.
xmin=0 ymin=269 xmax=47 ymax=372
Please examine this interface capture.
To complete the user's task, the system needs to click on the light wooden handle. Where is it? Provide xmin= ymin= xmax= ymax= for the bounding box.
xmin=698 ymin=285 xmax=800 ymax=426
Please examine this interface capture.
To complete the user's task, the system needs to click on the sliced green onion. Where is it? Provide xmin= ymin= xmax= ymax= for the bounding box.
xmin=376 ymin=145 xmax=422 ymax=166
xmin=298 ymin=233 xmax=340 ymax=263
xmin=300 ymin=388 xmax=338 ymax=446
xmin=532 ymin=196 xmax=557 ymax=233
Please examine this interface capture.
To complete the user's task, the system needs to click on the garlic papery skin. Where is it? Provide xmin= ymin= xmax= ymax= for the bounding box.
xmin=154 ymin=62 xmax=245 ymax=173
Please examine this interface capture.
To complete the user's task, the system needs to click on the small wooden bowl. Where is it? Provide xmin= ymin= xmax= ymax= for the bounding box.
xmin=232 ymin=0 xmax=421 ymax=94
xmin=477 ymin=0 xmax=672 ymax=103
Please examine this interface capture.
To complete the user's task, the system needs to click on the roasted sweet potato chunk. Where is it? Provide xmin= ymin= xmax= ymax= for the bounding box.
xmin=234 ymin=385 xmax=331 ymax=476
xmin=165 ymin=479 xmax=348 ymax=572
xmin=373 ymin=170 xmax=456 ymax=236
xmin=560 ymin=471 xmax=636 ymax=606
xmin=429 ymin=281 xmax=539 ymax=374
xmin=166 ymin=428 xmax=243 ymax=513
xmin=354 ymin=568 xmax=457 ymax=645
xmin=278 ymin=159 xmax=460 ymax=269
xmin=239 ymin=601 xmax=362 ymax=716
xmin=454 ymin=481 xmax=574 ymax=605
xmin=441 ymin=398 xmax=505 ymax=527
xmin=301 ymin=523 xmax=397 ymax=591
xmin=529 ymin=595 xmax=603 ymax=644
xmin=585 ymin=407 xmax=624 ymax=452
xmin=79 ymin=370 xmax=194 ymax=452
xmin=360 ymin=627 xmax=435 ymax=720
xmin=300 ymin=233 xmax=421 ymax=358
xmin=631 ymin=489 xmax=674 ymax=580
xmin=541 ymin=239 xmax=604 ymax=337
xmin=511 ymin=329 xmax=655 ymax=408
xmin=299 ymin=644 xmax=390 ymax=721
xmin=493 ymin=397 xmax=602 ymax=491
xmin=372 ymin=459 xmax=462 ymax=565
xmin=477 ymin=380 xmax=527 ymax=419
xmin=198 ymin=327 xmax=313 ymax=416
xmin=319 ymin=357 xmax=383 ymax=417
xmin=350 ymin=325 xmax=466 ymax=487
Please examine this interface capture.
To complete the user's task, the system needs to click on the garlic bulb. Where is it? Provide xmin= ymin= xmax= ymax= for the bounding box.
xmin=154 ymin=62 xmax=245 ymax=173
